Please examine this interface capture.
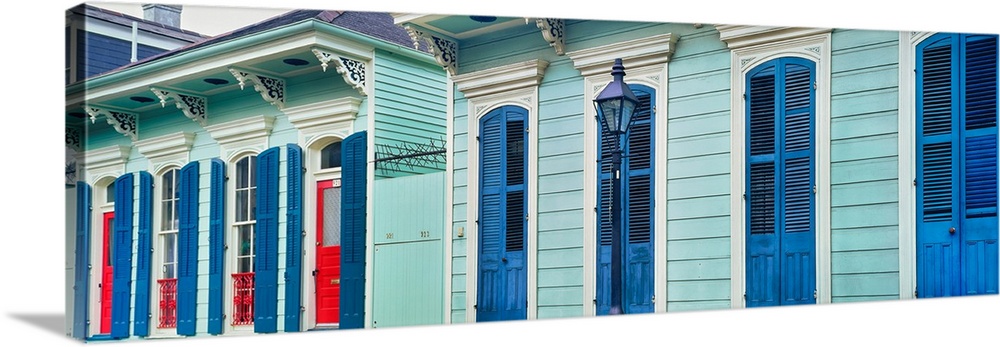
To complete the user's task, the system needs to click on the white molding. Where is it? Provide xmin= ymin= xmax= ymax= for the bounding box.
xmin=150 ymin=87 xmax=208 ymax=126
xmin=204 ymin=115 xmax=275 ymax=161
xmin=310 ymin=48 xmax=369 ymax=96
xmin=284 ymin=97 xmax=362 ymax=143
xmin=534 ymin=18 xmax=565 ymax=56
xmin=452 ymin=59 xmax=549 ymax=100
xmin=86 ymin=107 xmax=138 ymax=142
xmin=135 ymin=132 xmax=194 ymax=174
xmin=577 ymin=61 xmax=668 ymax=315
xmin=229 ymin=67 xmax=286 ymax=110
xmin=79 ymin=144 xmax=131 ymax=186
xmin=898 ymin=31 xmax=935 ymax=300
xmin=716 ymin=25 xmax=833 ymax=50
xmin=463 ymin=67 xmax=541 ymax=322
xmin=403 ymin=24 xmax=458 ymax=76
xmin=726 ymin=28 xmax=832 ymax=308
xmin=443 ymin=76 xmax=454 ymax=323
xmin=565 ymin=33 xmax=678 ymax=77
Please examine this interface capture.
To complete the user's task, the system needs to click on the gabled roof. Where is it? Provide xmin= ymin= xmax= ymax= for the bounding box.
xmin=69 ymin=4 xmax=207 ymax=43
xmin=87 ymin=8 xmax=427 ymax=80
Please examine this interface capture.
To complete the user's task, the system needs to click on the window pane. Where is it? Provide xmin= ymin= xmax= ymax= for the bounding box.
xmin=238 ymin=225 xmax=252 ymax=257
xmin=164 ymin=263 xmax=176 ymax=279
xmin=238 ymin=258 xmax=251 ymax=274
xmin=161 ymin=201 xmax=174 ymax=231
xmin=164 ymin=233 xmax=176 ymax=263
xmin=248 ymin=187 xmax=257 ymax=221
xmin=321 ymin=142 xmax=342 ymax=169
xmin=236 ymin=157 xmax=249 ymax=189
xmin=323 ymin=187 xmax=341 ymax=247
xmin=106 ymin=181 xmax=116 ymax=203
xmin=236 ymin=190 xmax=248 ymax=222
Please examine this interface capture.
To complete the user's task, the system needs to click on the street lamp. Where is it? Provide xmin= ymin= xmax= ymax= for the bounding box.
xmin=594 ymin=58 xmax=639 ymax=315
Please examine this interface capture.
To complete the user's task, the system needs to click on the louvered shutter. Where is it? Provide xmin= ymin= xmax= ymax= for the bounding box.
xmin=745 ymin=58 xmax=816 ymax=307
xmin=111 ymin=173 xmax=134 ymax=338
xmin=176 ymin=161 xmax=199 ymax=336
xmin=284 ymin=144 xmax=304 ymax=332
xmin=207 ymin=159 xmax=225 ymax=334
xmin=134 ymin=172 xmax=153 ymax=337
xmin=340 ymin=131 xmax=367 ymax=329
xmin=477 ymin=111 xmax=504 ymax=322
xmin=917 ymin=33 xmax=998 ymax=297
xmin=73 ymin=182 xmax=93 ymax=339
xmin=255 ymin=147 xmax=280 ymax=333
xmin=624 ymin=86 xmax=654 ymax=313
xmin=503 ymin=108 xmax=527 ymax=321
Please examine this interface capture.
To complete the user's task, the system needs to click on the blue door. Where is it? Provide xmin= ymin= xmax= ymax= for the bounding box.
xmin=916 ymin=33 xmax=998 ymax=298
xmin=477 ymin=106 xmax=528 ymax=322
xmin=596 ymin=85 xmax=654 ymax=315
xmin=340 ymin=131 xmax=367 ymax=329
xmin=745 ymin=57 xmax=817 ymax=307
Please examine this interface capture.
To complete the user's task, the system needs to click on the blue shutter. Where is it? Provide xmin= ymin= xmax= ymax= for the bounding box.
xmin=208 ymin=159 xmax=225 ymax=334
xmin=134 ymin=172 xmax=153 ymax=337
xmin=73 ymin=182 xmax=93 ymax=340
xmin=624 ymin=86 xmax=654 ymax=313
xmin=340 ymin=131 xmax=367 ymax=329
xmin=111 ymin=173 xmax=134 ymax=338
xmin=284 ymin=144 xmax=304 ymax=332
xmin=917 ymin=33 xmax=998 ymax=297
xmin=745 ymin=58 xmax=816 ymax=307
xmin=255 ymin=147 xmax=280 ymax=333
xmin=595 ymin=86 xmax=655 ymax=315
xmin=176 ymin=161 xmax=199 ymax=336
xmin=477 ymin=106 xmax=528 ymax=322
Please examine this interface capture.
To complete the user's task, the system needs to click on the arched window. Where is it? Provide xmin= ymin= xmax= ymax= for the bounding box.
xmin=156 ymin=168 xmax=180 ymax=329
xmin=232 ymin=154 xmax=257 ymax=326
xmin=320 ymin=141 xmax=342 ymax=169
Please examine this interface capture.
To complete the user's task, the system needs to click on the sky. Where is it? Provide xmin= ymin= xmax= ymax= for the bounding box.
xmin=0 ymin=1 xmax=996 ymax=347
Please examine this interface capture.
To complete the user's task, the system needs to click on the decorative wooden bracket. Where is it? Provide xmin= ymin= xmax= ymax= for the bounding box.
xmin=66 ymin=126 xmax=82 ymax=151
xmin=150 ymin=87 xmax=208 ymax=126
xmin=229 ymin=67 xmax=286 ymax=109
xmin=311 ymin=48 xmax=368 ymax=96
xmin=404 ymin=25 xmax=458 ymax=75
xmin=86 ymin=106 xmax=138 ymax=141
xmin=535 ymin=18 xmax=565 ymax=55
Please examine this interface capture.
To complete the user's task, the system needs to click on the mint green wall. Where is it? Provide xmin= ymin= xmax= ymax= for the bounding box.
xmin=372 ymin=172 xmax=446 ymax=327
xmin=373 ymin=50 xmax=448 ymax=177
xmin=828 ymin=29 xmax=901 ymax=302
xmin=663 ymin=27 xmax=733 ymax=312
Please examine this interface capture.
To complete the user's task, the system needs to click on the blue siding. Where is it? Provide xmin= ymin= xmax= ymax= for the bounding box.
xmin=76 ymin=30 xmax=165 ymax=80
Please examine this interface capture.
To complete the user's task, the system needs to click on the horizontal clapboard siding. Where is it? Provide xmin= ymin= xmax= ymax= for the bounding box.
xmin=664 ymin=28 xmax=732 ymax=311
xmin=373 ymin=50 xmax=448 ymax=177
xmin=828 ymin=29 xmax=901 ymax=302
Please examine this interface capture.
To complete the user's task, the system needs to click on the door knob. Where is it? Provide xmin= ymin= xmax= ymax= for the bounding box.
xmin=331 ymin=278 xmax=340 ymax=285
xmin=949 ymin=227 xmax=956 ymax=234
xmin=502 ymin=257 xmax=507 ymax=263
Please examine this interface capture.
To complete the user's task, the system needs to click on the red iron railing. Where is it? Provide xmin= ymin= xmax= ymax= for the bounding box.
xmin=157 ymin=279 xmax=177 ymax=328
xmin=232 ymin=272 xmax=255 ymax=326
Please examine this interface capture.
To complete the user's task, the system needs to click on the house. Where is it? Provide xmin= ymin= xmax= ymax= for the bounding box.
xmin=390 ymin=14 xmax=998 ymax=322
xmin=65 ymin=6 xmax=447 ymax=341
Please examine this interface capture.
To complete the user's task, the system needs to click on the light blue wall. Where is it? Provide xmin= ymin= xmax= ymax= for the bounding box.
xmin=828 ymin=29 xmax=901 ymax=302
xmin=373 ymin=49 xmax=448 ymax=178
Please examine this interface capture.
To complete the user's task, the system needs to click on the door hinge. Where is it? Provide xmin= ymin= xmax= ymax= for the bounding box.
xmin=476 ymin=136 xmax=480 ymax=142
xmin=742 ymin=192 xmax=746 ymax=200
xmin=651 ymin=295 xmax=655 ymax=304
xmin=813 ymin=81 xmax=818 ymax=90
xmin=913 ymin=179 xmax=917 ymax=187
xmin=525 ymin=127 xmax=529 ymax=133
xmin=742 ymin=93 xmax=746 ymax=100
xmin=813 ymin=290 xmax=817 ymax=299
xmin=914 ymin=290 xmax=918 ymax=298
xmin=812 ymin=185 xmax=817 ymax=194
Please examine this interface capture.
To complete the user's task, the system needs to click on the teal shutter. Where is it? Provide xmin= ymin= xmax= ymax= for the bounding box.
xmin=284 ymin=144 xmax=304 ymax=332
xmin=254 ymin=147 xmax=280 ymax=333
xmin=73 ymin=182 xmax=93 ymax=340
xmin=208 ymin=159 xmax=225 ymax=334
xmin=176 ymin=161 xmax=199 ymax=336
xmin=111 ymin=173 xmax=134 ymax=338
xmin=134 ymin=172 xmax=153 ymax=337
xmin=340 ymin=131 xmax=367 ymax=329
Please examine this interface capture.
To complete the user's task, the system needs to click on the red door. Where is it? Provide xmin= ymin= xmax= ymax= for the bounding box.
xmin=315 ymin=179 xmax=341 ymax=325
xmin=100 ymin=212 xmax=114 ymax=334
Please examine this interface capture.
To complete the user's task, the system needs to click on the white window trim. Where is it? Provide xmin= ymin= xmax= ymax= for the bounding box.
xmin=567 ymin=33 xmax=675 ymax=315
xmin=150 ymin=165 xmax=181 ymax=337
xmin=204 ymin=116 xmax=272 ymax=334
xmin=897 ymin=31 xmax=937 ymax=300
xmin=135 ymin=132 xmax=194 ymax=175
xmin=77 ymin=144 xmax=129 ymax=337
xmin=453 ymin=58 xmax=547 ymax=322
xmin=301 ymin=134 xmax=348 ymax=331
xmin=719 ymin=25 xmax=833 ymax=308
xmin=225 ymin=151 xmax=260 ymax=334
xmin=284 ymin=97 xmax=362 ymax=145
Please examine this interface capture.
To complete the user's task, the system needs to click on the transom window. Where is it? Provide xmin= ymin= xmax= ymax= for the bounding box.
xmin=320 ymin=141 xmax=342 ymax=169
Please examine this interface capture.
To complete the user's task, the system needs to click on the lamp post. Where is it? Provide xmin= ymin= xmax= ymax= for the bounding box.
xmin=594 ymin=58 xmax=639 ymax=315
